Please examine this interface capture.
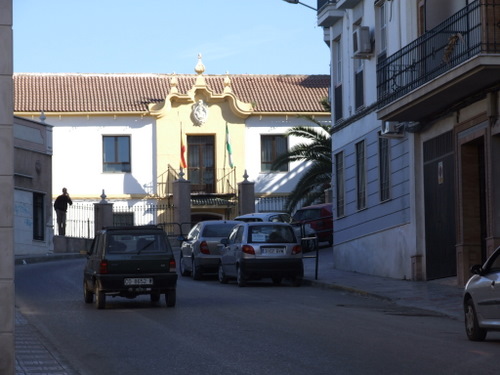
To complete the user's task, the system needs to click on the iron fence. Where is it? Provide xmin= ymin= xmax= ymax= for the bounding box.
xmin=63 ymin=202 xmax=95 ymax=238
xmin=56 ymin=201 xmax=176 ymax=239
xmin=58 ymin=195 xmax=323 ymax=240
xmin=255 ymin=195 xmax=323 ymax=214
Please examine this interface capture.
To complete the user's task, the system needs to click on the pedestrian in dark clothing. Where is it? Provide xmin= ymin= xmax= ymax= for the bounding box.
xmin=54 ymin=187 xmax=72 ymax=236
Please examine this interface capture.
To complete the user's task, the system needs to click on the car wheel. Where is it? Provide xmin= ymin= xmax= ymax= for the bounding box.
xmin=95 ymin=283 xmax=106 ymax=310
xmin=272 ymin=277 xmax=282 ymax=286
xmin=465 ymin=298 xmax=487 ymax=341
xmin=165 ymin=289 xmax=176 ymax=307
xmin=291 ymin=276 xmax=302 ymax=287
xmin=237 ymin=266 xmax=246 ymax=287
xmin=218 ymin=263 xmax=228 ymax=284
xmin=83 ymin=280 xmax=93 ymax=303
xmin=179 ymin=253 xmax=190 ymax=277
xmin=150 ymin=293 xmax=160 ymax=303
xmin=192 ymin=257 xmax=202 ymax=280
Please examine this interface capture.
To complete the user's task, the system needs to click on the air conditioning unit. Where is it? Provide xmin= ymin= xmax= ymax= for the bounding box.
xmin=353 ymin=26 xmax=372 ymax=58
xmin=380 ymin=121 xmax=404 ymax=138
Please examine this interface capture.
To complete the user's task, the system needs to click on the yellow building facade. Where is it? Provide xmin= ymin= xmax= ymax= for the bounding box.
xmin=149 ymin=57 xmax=254 ymax=220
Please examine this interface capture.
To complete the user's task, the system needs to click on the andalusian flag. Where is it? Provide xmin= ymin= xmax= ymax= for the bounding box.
xmin=180 ymin=127 xmax=187 ymax=169
xmin=226 ymin=123 xmax=234 ymax=168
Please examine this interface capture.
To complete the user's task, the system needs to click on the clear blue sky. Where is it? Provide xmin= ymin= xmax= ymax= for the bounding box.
xmin=13 ymin=0 xmax=329 ymax=75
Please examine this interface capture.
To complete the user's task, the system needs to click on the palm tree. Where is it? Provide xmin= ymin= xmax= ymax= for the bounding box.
xmin=271 ymin=116 xmax=332 ymax=213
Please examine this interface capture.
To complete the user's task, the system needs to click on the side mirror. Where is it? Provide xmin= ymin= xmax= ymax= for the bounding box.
xmin=470 ymin=264 xmax=483 ymax=275
xmin=220 ymin=238 xmax=229 ymax=245
xmin=177 ymin=235 xmax=186 ymax=242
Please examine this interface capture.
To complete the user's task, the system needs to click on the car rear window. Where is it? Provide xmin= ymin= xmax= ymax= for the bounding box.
xmin=202 ymin=223 xmax=237 ymax=237
xmin=107 ymin=233 xmax=169 ymax=254
xmin=248 ymin=225 xmax=296 ymax=243
xmin=293 ymin=208 xmax=322 ymax=221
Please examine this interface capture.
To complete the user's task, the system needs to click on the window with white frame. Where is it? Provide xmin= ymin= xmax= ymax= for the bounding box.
xmin=33 ymin=193 xmax=44 ymax=240
xmin=378 ymin=136 xmax=391 ymax=202
xmin=377 ymin=0 xmax=388 ymax=55
xmin=261 ymin=134 xmax=288 ymax=172
xmin=356 ymin=140 xmax=366 ymax=210
xmin=335 ymin=151 xmax=345 ymax=217
xmin=354 ymin=57 xmax=364 ymax=110
xmin=103 ymin=135 xmax=131 ymax=173
xmin=334 ymin=38 xmax=343 ymax=122
xmin=352 ymin=21 xmax=365 ymax=110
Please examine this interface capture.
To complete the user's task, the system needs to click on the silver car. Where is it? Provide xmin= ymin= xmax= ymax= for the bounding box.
xmin=218 ymin=222 xmax=303 ymax=287
xmin=179 ymin=220 xmax=239 ymax=280
xmin=464 ymin=246 xmax=500 ymax=341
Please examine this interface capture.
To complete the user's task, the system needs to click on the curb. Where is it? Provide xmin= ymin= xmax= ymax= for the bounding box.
xmin=15 ymin=253 xmax=85 ymax=266
xmin=302 ymin=278 xmax=392 ymax=302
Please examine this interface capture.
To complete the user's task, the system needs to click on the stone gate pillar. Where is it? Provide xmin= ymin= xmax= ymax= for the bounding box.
xmin=173 ymin=170 xmax=191 ymax=235
xmin=94 ymin=190 xmax=114 ymax=233
xmin=238 ymin=170 xmax=255 ymax=215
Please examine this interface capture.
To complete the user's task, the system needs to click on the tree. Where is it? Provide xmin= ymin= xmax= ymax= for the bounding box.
xmin=271 ymin=116 xmax=332 ymax=213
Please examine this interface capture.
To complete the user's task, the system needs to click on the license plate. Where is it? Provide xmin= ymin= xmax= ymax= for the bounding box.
xmin=124 ymin=278 xmax=153 ymax=286
xmin=262 ymin=248 xmax=285 ymax=254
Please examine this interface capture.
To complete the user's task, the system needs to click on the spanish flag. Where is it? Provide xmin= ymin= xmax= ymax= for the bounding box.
xmin=180 ymin=127 xmax=187 ymax=169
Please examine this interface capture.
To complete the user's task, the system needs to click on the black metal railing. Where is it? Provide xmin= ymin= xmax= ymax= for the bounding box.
xmin=377 ymin=0 xmax=500 ymax=108
xmin=56 ymin=201 xmax=177 ymax=239
xmin=157 ymin=165 xmax=237 ymax=196
xmin=317 ymin=0 xmax=337 ymax=12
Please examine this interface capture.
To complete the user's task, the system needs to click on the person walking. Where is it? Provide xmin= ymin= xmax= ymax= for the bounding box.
xmin=54 ymin=187 xmax=72 ymax=236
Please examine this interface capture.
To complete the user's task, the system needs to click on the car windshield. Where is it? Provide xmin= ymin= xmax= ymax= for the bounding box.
xmin=107 ymin=233 xmax=167 ymax=254
xmin=248 ymin=225 xmax=296 ymax=243
xmin=202 ymin=223 xmax=236 ymax=238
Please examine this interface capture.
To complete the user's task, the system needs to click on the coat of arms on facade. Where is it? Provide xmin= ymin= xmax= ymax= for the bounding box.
xmin=192 ymin=100 xmax=208 ymax=126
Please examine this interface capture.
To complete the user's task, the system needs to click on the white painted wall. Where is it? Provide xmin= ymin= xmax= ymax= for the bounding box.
xmin=44 ymin=115 xmax=155 ymax=198
xmin=244 ymin=115 xmax=331 ymax=194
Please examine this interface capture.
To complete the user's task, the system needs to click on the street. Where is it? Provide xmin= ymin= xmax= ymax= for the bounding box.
xmin=15 ymin=259 xmax=500 ymax=375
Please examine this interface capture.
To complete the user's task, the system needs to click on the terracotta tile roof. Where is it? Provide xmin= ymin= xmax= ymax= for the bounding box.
xmin=14 ymin=73 xmax=330 ymax=114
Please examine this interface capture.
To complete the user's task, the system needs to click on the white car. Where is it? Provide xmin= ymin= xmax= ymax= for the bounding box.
xmin=464 ymin=246 xmax=500 ymax=341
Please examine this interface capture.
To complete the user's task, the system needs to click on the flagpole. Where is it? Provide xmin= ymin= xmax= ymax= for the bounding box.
xmin=223 ymin=123 xmax=227 ymax=193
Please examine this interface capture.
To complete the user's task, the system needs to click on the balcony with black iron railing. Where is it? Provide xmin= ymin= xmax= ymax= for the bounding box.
xmin=157 ymin=165 xmax=237 ymax=197
xmin=377 ymin=0 xmax=500 ymax=123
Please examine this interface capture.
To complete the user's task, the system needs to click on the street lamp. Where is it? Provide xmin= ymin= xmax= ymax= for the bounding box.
xmin=282 ymin=0 xmax=317 ymax=11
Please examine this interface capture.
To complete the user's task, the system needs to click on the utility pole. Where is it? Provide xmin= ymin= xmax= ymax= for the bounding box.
xmin=0 ymin=0 xmax=15 ymax=373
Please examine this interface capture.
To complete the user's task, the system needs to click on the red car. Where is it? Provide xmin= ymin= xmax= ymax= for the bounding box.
xmin=291 ymin=203 xmax=333 ymax=245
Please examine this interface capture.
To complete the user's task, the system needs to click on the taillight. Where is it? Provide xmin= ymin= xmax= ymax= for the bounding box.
xmin=200 ymin=241 xmax=210 ymax=254
xmin=99 ymin=259 xmax=108 ymax=274
xmin=169 ymin=258 xmax=176 ymax=272
xmin=292 ymin=245 xmax=302 ymax=255
xmin=242 ymin=245 xmax=255 ymax=255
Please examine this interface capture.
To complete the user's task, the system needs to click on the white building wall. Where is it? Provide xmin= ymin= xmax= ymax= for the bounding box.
xmin=244 ymin=115 xmax=330 ymax=195
xmin=325 ymin=0 xmax=420 ymax=279
xmin=44 ymin=115 xmax=155 ymax=199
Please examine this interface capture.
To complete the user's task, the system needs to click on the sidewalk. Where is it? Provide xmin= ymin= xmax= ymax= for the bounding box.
xmin=14 ymin=248 xmax=465 ymax=374
xmin=302 ymin=247 xmax=464 ymax=321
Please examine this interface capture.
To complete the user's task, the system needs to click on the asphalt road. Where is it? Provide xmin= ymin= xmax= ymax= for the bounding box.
xmin=15 ymin=259 xmax=500 ymax=375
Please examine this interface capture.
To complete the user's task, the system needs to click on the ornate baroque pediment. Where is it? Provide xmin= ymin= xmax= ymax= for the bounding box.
xmin=148 ymin=54 xmax=253 ymax=120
